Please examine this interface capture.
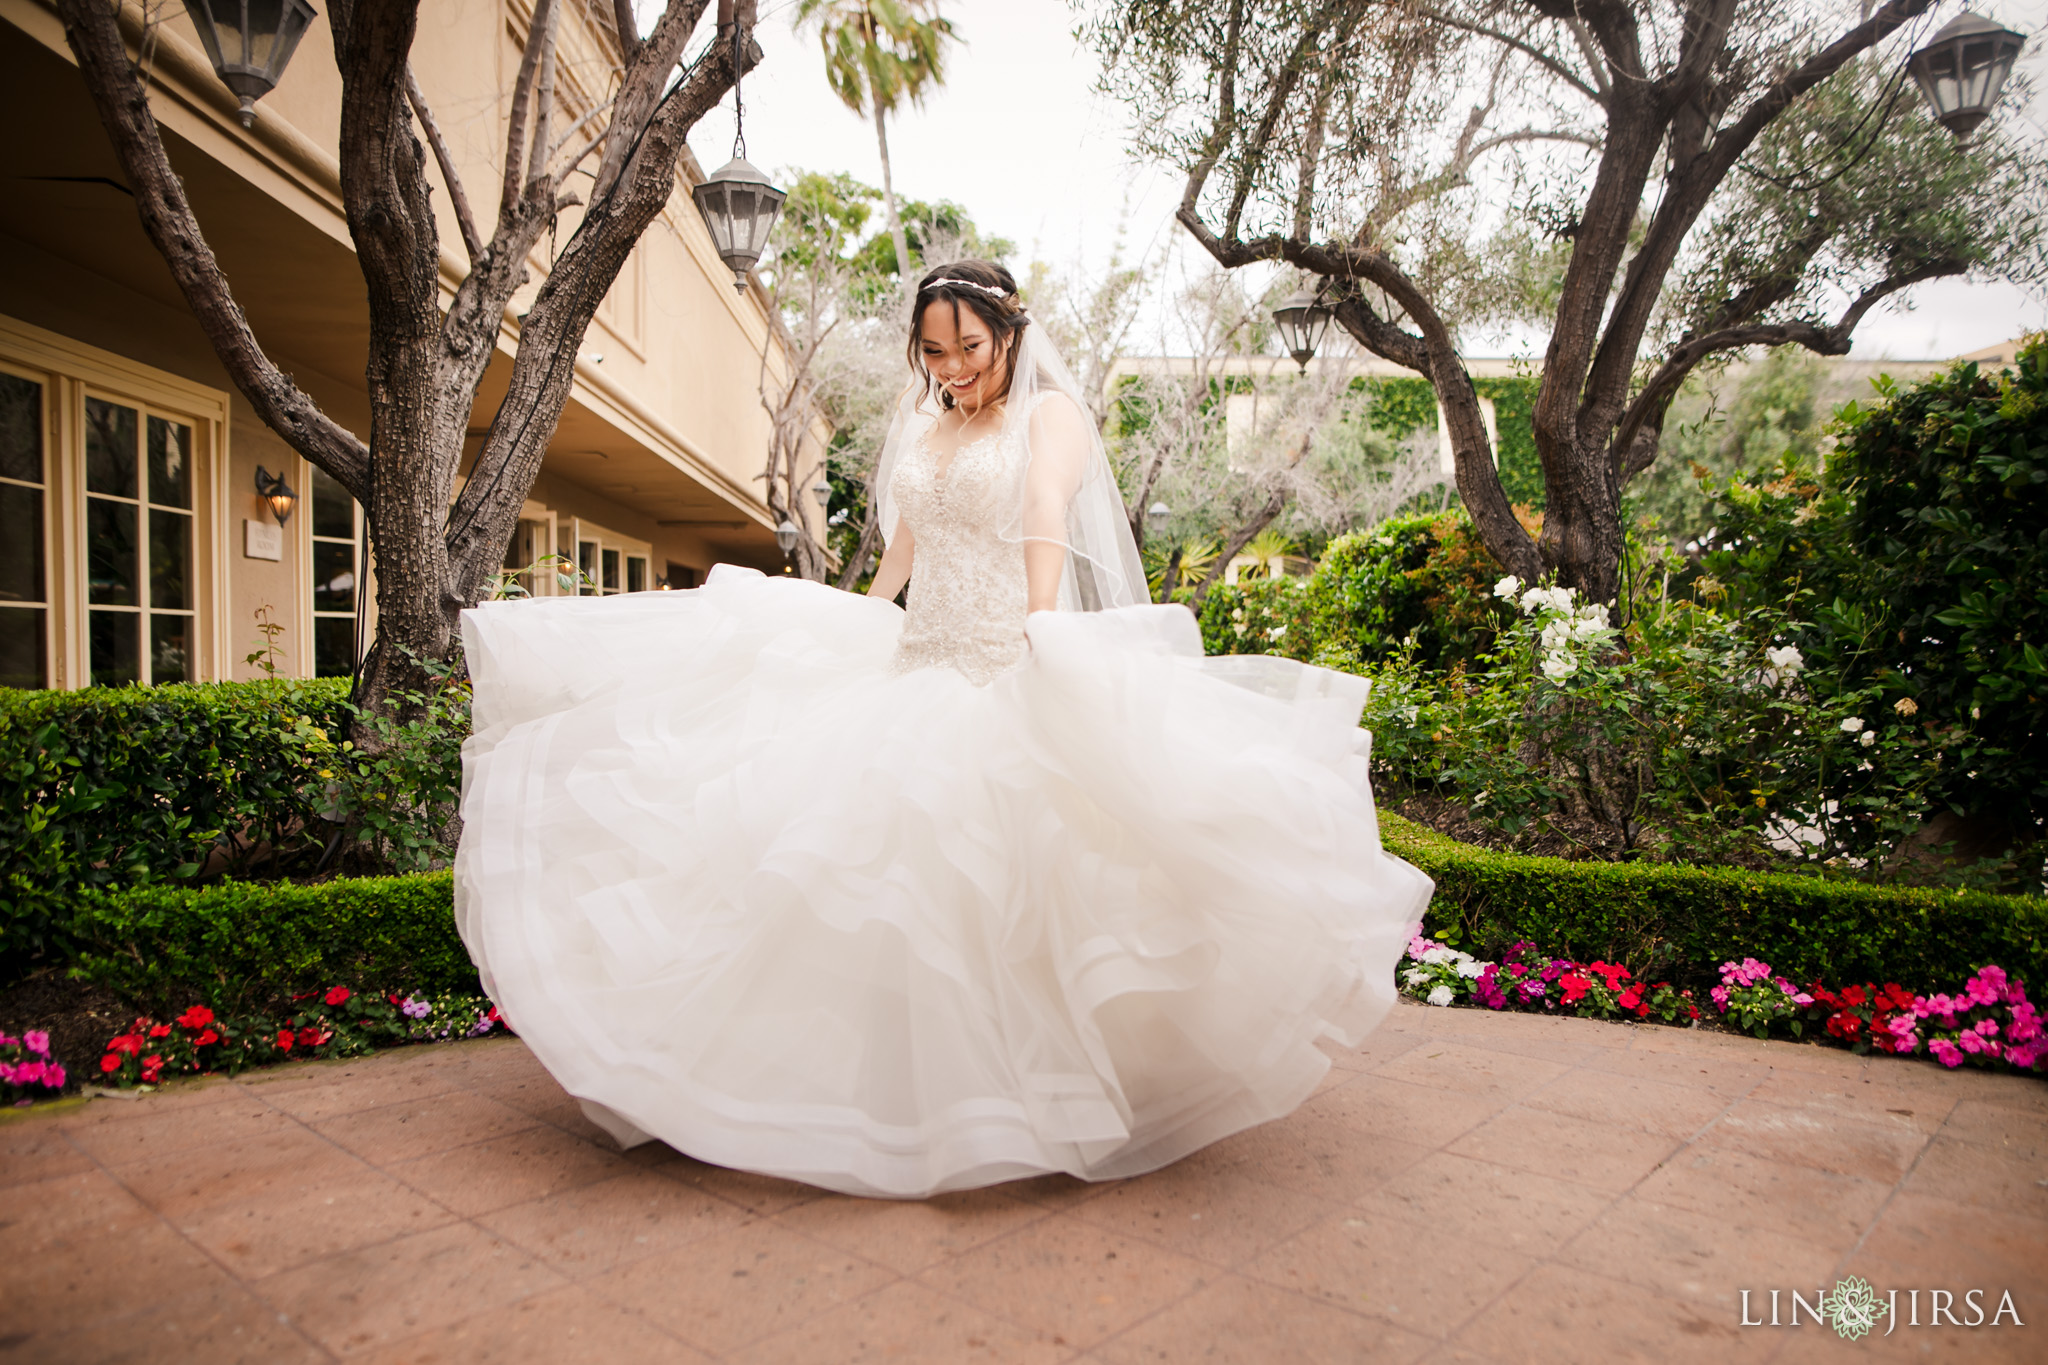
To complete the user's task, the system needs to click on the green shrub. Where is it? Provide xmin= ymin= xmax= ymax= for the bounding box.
xmin=0 ymin=679 xmax=350 ymax=960
xmin=1382 ymin=813 xmax=2048 ymax=993
xmin=64 ymin=872 xmax=472 ymax=1015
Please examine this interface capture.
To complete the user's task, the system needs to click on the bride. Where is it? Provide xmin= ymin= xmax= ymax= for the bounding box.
xmin=455 ymin=260 xmax=1433 ymax=1199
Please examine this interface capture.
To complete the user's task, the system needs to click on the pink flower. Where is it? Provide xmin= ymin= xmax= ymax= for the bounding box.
xmin=24 ymin=1030 xmax=50 ymax=1055
xmin=1710 ymin=985 xmax=1731 ymax=1012
xmin=1928 ymin=1038 xmax=1965 ymax=1068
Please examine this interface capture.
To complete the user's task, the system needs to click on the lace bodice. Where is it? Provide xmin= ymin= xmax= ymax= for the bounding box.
xmin=890 ymin=408 xmax=1033 ymax=686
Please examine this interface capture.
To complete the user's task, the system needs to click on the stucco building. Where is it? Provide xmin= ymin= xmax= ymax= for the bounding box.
xmin=0 ymin=0 xmax=816 ymax=691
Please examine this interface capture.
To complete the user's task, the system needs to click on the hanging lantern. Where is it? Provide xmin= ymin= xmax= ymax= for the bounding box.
xmin=773 ymin=518 xmax=800 ymax=558
xmin=1272 ymin=289 xmax=1333 ymax=372
xmin=811 ymin=477 xmax=832 ymax=509
xmin=1906 ymin=12 xmax=2026 ymax=143
xmin=1147 ymin=501 xmax=1170 ymax=526
xmin=187 ymin=0 xmax=319 ymax=128
xmin=254 ymin=464 xmax=297 ymax=524
xmin=693 ymin=158 xmax=787 ymax=292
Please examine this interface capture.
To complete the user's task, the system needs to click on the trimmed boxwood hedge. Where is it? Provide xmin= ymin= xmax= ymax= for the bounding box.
xmin=65 ymin=872 xmax=472 ymax=1015
xmin=1381 ymin=813 xmax=2048 ymax=994
xmin=1 ymin=678 xmax=351 ymax=961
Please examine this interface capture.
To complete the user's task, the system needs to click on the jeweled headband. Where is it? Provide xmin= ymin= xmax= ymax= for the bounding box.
xmin=926 ymin=278 xmax=1012 ymax=299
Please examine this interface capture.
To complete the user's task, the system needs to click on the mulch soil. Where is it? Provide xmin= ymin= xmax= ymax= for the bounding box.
xmin=0 ymin=968 xmax=132 ymax=1093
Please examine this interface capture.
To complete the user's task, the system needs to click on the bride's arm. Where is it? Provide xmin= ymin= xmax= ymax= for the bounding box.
xmin=867 ymin=521 xmax=914 ymax=602
xmin=1023 ymin=396 xmax=1088 ymax=614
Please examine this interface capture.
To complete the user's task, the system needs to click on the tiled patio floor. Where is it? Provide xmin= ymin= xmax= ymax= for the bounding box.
xmin=3 ymin=999 xmax=2042 ymax=1363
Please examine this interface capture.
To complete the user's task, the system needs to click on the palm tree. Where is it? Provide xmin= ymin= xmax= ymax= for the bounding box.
xmin=796 ymin=0 xmax=957 ymax=281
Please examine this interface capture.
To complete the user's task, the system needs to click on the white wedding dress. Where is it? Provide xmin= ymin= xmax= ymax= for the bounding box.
xmin=456 ymin=397 xmax=1432 ymax=1199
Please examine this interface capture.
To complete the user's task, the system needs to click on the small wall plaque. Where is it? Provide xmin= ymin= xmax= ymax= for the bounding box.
xmin=244 ymin=518 xmax=283 ymax=561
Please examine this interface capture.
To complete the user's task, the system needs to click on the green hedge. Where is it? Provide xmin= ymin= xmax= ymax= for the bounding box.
xmin=64 ymin=871 xmax=472 ymax=1015
xmin=0 ymin=678 xmax=350 ymax=962
xmin=1382 ymin=813 xmax=2048 ymax=993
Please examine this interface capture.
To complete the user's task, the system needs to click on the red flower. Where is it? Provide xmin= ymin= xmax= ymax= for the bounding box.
xmin=1839 ymin=984 xmax=1868 ymax=1008
xmin=1877 ymin=983 xmax=1915 ymax=1013
xmin=1825 ymin=1013 xmax=1865 ymax=1041
xmin=1559 ymin=972 xmax=1592 ymax=1005
xmin=276 ymin=1030 xmax=296 ymax=1051
xmin=1587 ymin=961 xmax=1631 ymax=990
xmin=140 ymin=1054 xmax=163 ymax=1081
xmin=324 ymin=986 xmax=352 ymax=1007
xmin=194 ymin=1028 xmax=219 ymax=1046
xmin=99 ymin=1054 xmax=121 ymax=1074
xmin=487 ymin=1006 xmax=502 ymax=1022
xmin=147 ymin=1023 xmax=172 ymax=1039
xmin=1618 ymin=985 xmax=1643 ymax=1011
xmin=297 ymin=1026 xmax=334 ymax=1048
xmin=107 ymin=1033 xmax=142 ymax=1056
xmin=176 ymin=1005 xmax=215 ymax=1030
xmin=387 ymin=993 xmax=405 ymax=1006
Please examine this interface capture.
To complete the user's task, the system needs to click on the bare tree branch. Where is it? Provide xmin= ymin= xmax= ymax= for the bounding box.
xmin=53 ymin=0 xmax=372 ymax=497
xmin=612 ymin=0 xmax=642 ymax=64
xmin=1417 ymin=4 xmax=1606 ymax=107
xmin=502 ymin=0 xmax=556 ymax=216
xmin=406 ymin=66 xmax=484 ymax=262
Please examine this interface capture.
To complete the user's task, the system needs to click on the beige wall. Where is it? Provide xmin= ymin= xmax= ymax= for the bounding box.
xmin=0 ymin=0 xmax=825 ymax=687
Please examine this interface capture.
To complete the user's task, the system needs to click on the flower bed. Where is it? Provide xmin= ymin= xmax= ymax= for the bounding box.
xmin=2 ymin=1027 xmax=67 ymax=1102
xmin=1399 ymin=933 xmax=2044 ymax=1075
xmin=93 ymin=985 xmax=505 ymax=1090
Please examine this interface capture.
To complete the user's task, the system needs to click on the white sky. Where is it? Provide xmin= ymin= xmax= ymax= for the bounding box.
xmin=688 ymin=0 xmax=2047 ymax=361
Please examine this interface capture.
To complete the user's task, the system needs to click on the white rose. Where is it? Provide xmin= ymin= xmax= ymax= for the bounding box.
xmin=1541 ymin=653 xmax=1577 ymax=682
xmin=1541 ymin=621 xmax=1571 ymax=651
xmin=1570 ymin=616 xmax=1605 ymax=640
xmin=1493 ymin=575 xmax=1521 ymax=600
xmin=1578 ymin=603 xmax=1610 ymax=628
xmin=1456 ymin=959 xmax=1486 ymax=979
xmin=1765 ymin=645 xmax=1804 ymax=674
xmin=1427 ymin=984 xmax=1455 ymax=1007
xmin=1840 ymin=716 xmax=1865 ymax=733
xmin=1859 ymin=730 xmax=1876 ymax=748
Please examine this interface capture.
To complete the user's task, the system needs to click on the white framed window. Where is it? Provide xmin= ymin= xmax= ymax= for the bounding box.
xmin=1 ymin=314 xmax=228 ymax=691
xmin=0 ymin=365 xmax=48 ymax=689
xmin=307 ymin=463 xmax=363 ymax=677
xmin=561 ymin=516 xmax=650 ymax=597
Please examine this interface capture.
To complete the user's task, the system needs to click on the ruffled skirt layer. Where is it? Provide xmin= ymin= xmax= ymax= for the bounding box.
xmin=455 ymin=567 xmax=1432 ymax=1197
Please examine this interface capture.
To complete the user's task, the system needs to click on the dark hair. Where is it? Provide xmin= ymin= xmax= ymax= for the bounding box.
xmin=906 ymin=260 xmax=1030 ymax=409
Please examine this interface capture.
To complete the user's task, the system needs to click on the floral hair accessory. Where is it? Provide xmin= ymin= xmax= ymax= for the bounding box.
xmin=927 ymin=277 xmax=1013 ymax=300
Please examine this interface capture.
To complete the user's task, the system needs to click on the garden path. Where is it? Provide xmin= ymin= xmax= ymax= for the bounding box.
xmin=2 ymin=999 xmax=2042 ymax=1364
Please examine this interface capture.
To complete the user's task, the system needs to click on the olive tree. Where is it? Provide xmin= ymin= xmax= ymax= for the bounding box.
xmin=56 ymin=0 xmax=767 ymax=718
xmin=1087 ymin=0 xmax=2046 ymax=599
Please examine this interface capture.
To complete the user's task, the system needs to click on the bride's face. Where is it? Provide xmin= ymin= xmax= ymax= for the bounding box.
xmin=919 ymin=301 xmax=1007 ymax=411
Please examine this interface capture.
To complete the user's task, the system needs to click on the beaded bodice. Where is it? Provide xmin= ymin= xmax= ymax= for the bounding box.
xmin=890 ymin=407 xmax=1032 ymax=686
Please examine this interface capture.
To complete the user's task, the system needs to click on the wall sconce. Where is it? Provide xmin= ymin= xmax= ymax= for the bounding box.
xmin=255 ymin=464 xmax=298 ymax=524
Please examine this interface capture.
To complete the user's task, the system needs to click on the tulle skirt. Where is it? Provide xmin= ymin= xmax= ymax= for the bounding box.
xmin=455 ymin=567 xmax=1432 ymax=1198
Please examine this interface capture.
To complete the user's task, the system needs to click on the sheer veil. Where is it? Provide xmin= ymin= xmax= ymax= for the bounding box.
xmin=871 ymin=320 xmax=1150 ymax=612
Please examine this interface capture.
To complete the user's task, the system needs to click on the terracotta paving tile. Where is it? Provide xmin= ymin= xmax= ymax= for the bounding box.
xmin=1897 ymin=1134 xmax=2048 ymax=1219
xmin=1239 ymin=1206 xmax=1535 ymax=1337
xmin=478 ymin=1168 xmax=756 ymax=1277
xmin=1070 ymin=1159 xmax=1332 ymax=1267
xmin=1365 ymin=1040 xmax=1572 ymax=1101
xmin=1743 ymin=1070 xmax=1959 ymax=1134
xmin=0 ymin=1118 xmax=93 ymax=1188
xmin=1323 ymin=1023 xmax=1430 ymax=1070
xmin=915 ymin=1211 xmax=1212 ymax=1351
xmin=1450 ymin=1263 xmax=1745 ymax=1364
xmin=1888 ymin=1062 xmax=2048 ymax=1111
xmin=657 ymin=1155 xmax=835 ymax=1215
xmin=1347 ymin=1151 xmax=1607 ymax=1253
xmin=991 ymin=1169 xmax=1116 ymax=1210
xmin=1577 ymin=1046 xmax=1772 ymax=1096
xmin=172 ymin=1165 xmax=457 ymax=1280
xmin=309 ymin=1089 xmax=541 ymax=1166
xmin=1445 ymin=1104 xmax=1684 ymax=1194
xmin=0 ymin=1169 xmax=228 ymax=1337
xmin=727 ymin=1279 xmax=1067 ymax=1365
xmin=1633 ymin=1146 xmax=1892 ymax=1247
xmin=350 ymin=1283 xmax=707 ymax=1365
xmin=772 ymin=1185 xmax=1046 ymax=1274
xmin=1202 ymin=1113 xmax=1436 ymax=1203
xmin=244 ymin=1058 xmax=465 ymax=1122
xmin=599 ymin=1218 xmax=897 ymax=1355
xmin=58 ymin=1091 xmax=299 ymax=1166
xmin=1690 ymin=1097 xmax=1932 ymax=1184
xmin=11 ymin=1279 xmax=326 ymax=1365
xmin=387 ymin=1121 xmax=633 ymax=1216
xmin=1519 ymin=1064 xmax=1734 ymax=1140
xmin=48 ymin=1074 xmax=243 ymax=1128
xmin=1552 ymin=1192 xmax=1844 ymax=1312
xmin=1090 ymin=1273 xmax=1434 ymax=1364
xmin=103 ymin=1124 xmax=363 ymax=1219
xmin=1845 ymin=1191 xmax=2048 ymax=1300
xmin=1304 ymin=1075 xmax=1507 ymax=1149
xmin=1939 ymin=1097 xmax=2048 ymax=1159
xmin=253 ymin=1221 xmax=566 ymax=1357
xmin=1763 ymin=1321 xmax=2041 ymax=1365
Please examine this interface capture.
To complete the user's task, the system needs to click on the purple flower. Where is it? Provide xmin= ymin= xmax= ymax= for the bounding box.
xmin=401 ymin=998 xmax=433 ymax=1020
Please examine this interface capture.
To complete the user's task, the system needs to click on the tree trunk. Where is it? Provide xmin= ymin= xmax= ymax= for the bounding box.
xmin=1537 ymin=439 xmax=1625 ymax=602
xmin=872 ymin=100 xmax=912 ymax=280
